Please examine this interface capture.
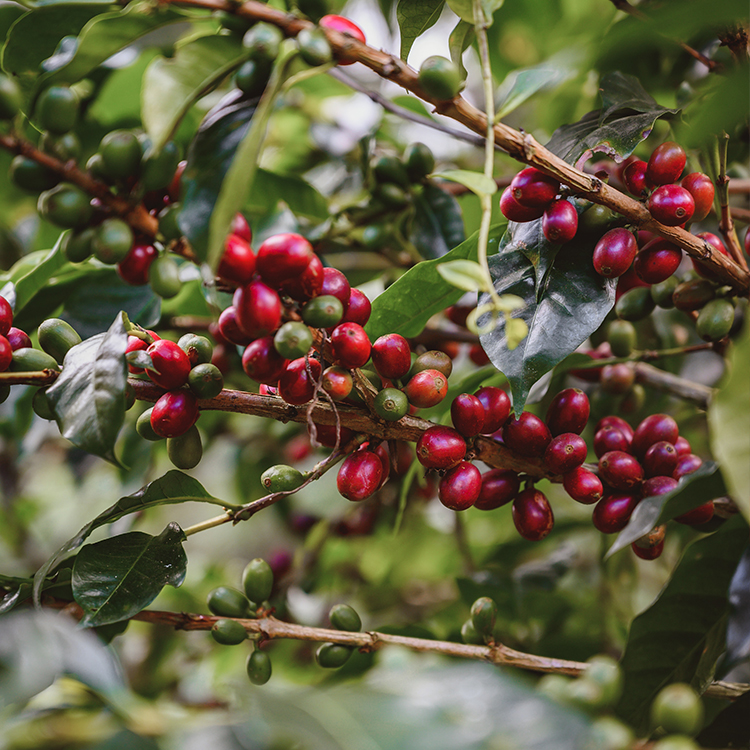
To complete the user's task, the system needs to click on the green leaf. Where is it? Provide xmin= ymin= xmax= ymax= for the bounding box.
xmin=435 ymin=170 xmax=497 ymax=197
xmin=247 ymin=168 xmax=328 ymax=222
xmin=366 ymin=222 xmax=506 ymax=341
xmin=448 ymin=19 xmax=473 ymax=79
xmin=709 ymin=331 xmax=750 ymax=522
xmin=409 ymin=182 xmax=466 ymax=259
xmin=45 ymin=311 xmax=128 ymax=464
xmin=437 ymin=259 xmax=488 ymax=292
xmin=396 ymin=0 xmax=444 ymax=60
xmin=446 ymin=0 xmax=473 ymax=22
xmin=142 ymin=33 xmax=246 ymax=152
xmin=616 ymin=515 xmax=749 ymax=731
xmin=726 ymin=547 xmax=750 ymax=671
xmin=11 ymin=237 xmax=67 ymax=315
xmin=607 ymin=462 xmax=727 ymax=558
xmin=72 ymin=522 xmax=187 ymax=627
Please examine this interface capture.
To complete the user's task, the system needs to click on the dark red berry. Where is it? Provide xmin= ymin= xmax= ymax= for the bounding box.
xmin=675 ymin=501 xmax=714 ymax=526
xmin=321 ymin=366 xmax=353 ymax=401
xmin=234 ymin=281 xmax=282 ymax=338
xmin=147 ymin=339 xmax=191 ymax=390
xmin=404 ymin=369 xmax=448 ymax=408
xmin=503 ymin=412 xmax=552 ymax=458
xmin=438 ymin=461 xmax=481 ymax=511
xmin=0 ymin=336 xmax=11 ymax=371
xmin=633 ymin=238 xmax=682 ymax=284
xmin=337 ymin=451 xmax=383 ymax=501
xmin=117 ymin=243 xmax=157 ymax=286
xmin=278 ymin=357 xmax=322 ymax=405
xmin=674 ymin=436 xmax=691 ymax=456
xmin=600 ymin=363 xmax=636 ymax=395
xmin=330 ymin=322 xmax=371 ymax=369
xmin=370 ymin=442 xmax=390 ymax=488
xmin=278 ymin=254 xmax=324 ymax=301
xmin=646 ymin=141 xmax=686 ymax=186
xmin=255 ymin=233 xmax=314 ymax=287
xmin=512 ymin=488 xmax=554 ymax=541
xmin=598 ymin=450 xmax=644 ymax=490
xmin=593 ymin=228 xmax=638 ymax=278
xmin=371 ymin=333 xmax=411 ymax=379
xmin=320 ymin=267 xmax=351 ymax=308
xmin=468 ymin=344 xmax=490 ymax=366
xmin=218 ymin=233 xmax=255 ymax=286
xmin=231 ymin=213 xmax=252 ymax=243
xmin=499 ymin=187 xmax=545 ymax=222
xmin=151 ymin=389 xmax=199 ymax=438
xmin=641 ymin=475 xmax=678 ymax=498
xmin=563 ymin=467 xmax=603 ymax=504
xmin=592 ymin=492 xmax=639 ymax=533
xmin=474 ymin=386 xmax=511 ymax=433
xmin=632 ymin=525 xmax=666 ymax=560
xmin=544 ymin=433 xmax=587 ymax=474
xmin=0 ymin=296 xmax=12 ymax=337
xmin=474 ymin=469 xmax=520 ymax=510
xmin=673 ymin=453 xmax=702 ymax=480
xmin=217 ymin=306 xmax=254 ymax=346
xmin=340 ymin=288 xmax=371 ymax=326
xmin=648 ymin=185 xmax=694 ymax=226
xmin=692 ymin=232 xmax=729 ymax=279
xmin=594 ymin=426 xmax=631 ymax=458
xmin=310 ymin=422 xmax=354 ymax=448
xmin=546 ymin=388 xmax=590 ymax=436
xmin=596 ymin=415 xmax=633 ymax=440
xmin=242 ymin=337 xmax=289 ymax=384
xmin=542 ymin=199 xmax=578 ymax=243
xmin=451 ymin=393 xmax=486 ymax=438
xmin=510 ymin=167 xmax=559 ymax=207
xmin=643 ymin=441 xmax=679 ymax=478
xmin=681 ymin=173 xmax=714 ymax=222
xmin=622 ymin=160 xmax=648 ymax=196
xmin=631 ymin=414 xmax=678 ymax=458
xmin=7 ymin=327 xmax=31 ymax=351
xmin=416 ymin=426 xmax=466 ymax=469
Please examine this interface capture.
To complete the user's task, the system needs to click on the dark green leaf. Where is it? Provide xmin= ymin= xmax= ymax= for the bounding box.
xmin=247 ymin=168 xmax=328 ymax=222
xmin=12 ymin=237 xmax=67 ymax=315
xmin=396 ymin=0 xmax=444 ymax=60
xmin=366 ymin=222 xmax=505 ymax=341
xmin=608 ymin=462 xmax=727 ymax=557
xmin=726 ymin=547 xmax=750 ymax=671
xmin=616 ymin=515 xmax=749 ymax=731
xmin=72 ymin=522 xmax=187 ymax=627
xmin=46 ymin=311 xmax=128 ymax=464
xmin=409 ymin=182 xmax=466 ymax=259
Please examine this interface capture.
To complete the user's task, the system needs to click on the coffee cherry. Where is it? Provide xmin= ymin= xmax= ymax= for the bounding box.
xmin=242 ymin=558 xmax=273 ymax=604
xmin=696 ymin=298 xmax=734 ymax=342
xmin=147 ymin=339 xmax=191 ymax=390
xmin=607 ymin=319 xmax=636 ymax=357
xmin=100 ymin=130 xmax=142 ymax=181
xmin=36 ymin=85 xmax=78 ymax=134
xmin=310 ymin=422 xmax=354 ymax=449
xmin=166 ymin=425 xmax=203 ymax=469
xmin=632 ymin=525 xmax=666 ymax=560
xmin=148 ymin=255 xmax=182 ymax=298
xmin=188 ymin=363 xmax=224 ymax=399
xmin=278 ymin=357 xmax=322 ymax=405
xmin=211 ymin=619 xmax=247 ymax=645
xmin=598 ymin=451 xmax=644 ymax=489
xmin=117 ymin=243 xmax=158 ymax=285
xmin=320 ymin=14 xmax=366 ymax=46
xmin=542 ymin=199 xmax=578 ymax=243
xmin=692 ymin=232 xmax=729 ymax=280
xmin=403 ymin=369 xmax=448 ymax=409
xmin=672 ymin=278 xmax=716 ymax=312
xmin=510 ymin=167 xmax=559 ymax=208
xmin=273 ymin=321 xmax=313 ymax=360
xmin=38 ymin=184 xmax=93 ymax=229
xmin=563 ymin=467 xmax=603 ymax=504
xmin=337 ymin=450 xmax=384 ymax=501
xmin=320 ymin=267 xmax=351 ymax=308
xmin=38 ymin=318 xmax=81 ymax=364
xmin=302 ymin=295 xmax=344 ymax=329
xmin=178 ymin=334 xmax=213 ymax=367
xmin=438 ymin=461 xmax=481 ymax=511
xmin=234 ymin=281 xmax=282 ymax=338
xmin=451 ymin=394 xmax=486 ymax=438
xmin=261 ymin=464 xmax=305 ymax=493
xmin=320 ymin=366 xmax=352 ymax=401
xmin=371 ymin=334 xmax=411 ymax=379
xmin=372 ymin=154 xmax=410 ymax=187
xmin=646 ymin=142 xmax=686 ymax=186
xmin=546 ymin=388 xmax=590 ymax=436
xmin=675 ymin=500 xmax=715 ymax=526
xmin=615 ymin=286 xmax=656 ymax=320
xmin=217 ymin=306 xmax=252 ymax=346
xmin=150 ymin=390 xmax=199 ymax=438
xmin=330 ymin=322 xmax=371 ymax=369
xmin=256 ymin=233 xmax=314 ymax=287
xmin=218 ymin=234 xmax=255 ymax=286
xmin=412 ymin=349 xmax=453 ymax=379
xmin=473 ymin=386 xmax=511 ymax=433
xmin=681 ymin=173 xmax=714 ymax=221
xmin=634 ymin=238 xmax=682 ymax=284
xmin=631 ymin=413 xmax=678 ymax=458
xmin=600 ymin=363 xmax=636 ymax=395
xmin=10 ymin=347 xmax=60 ymax=373
xmin=0 ymin=74 xmax=21 ymax=120
xmin=242 ymin=336 xmax=289 ymax=384
xmin=470 ymin=597 xmax=497 ymax=637
xmin=673 ymin=436 xmax=691 ymax=457
xmin=641 ymin=475 xmax=678 ymax=498
xmin=207 ymin=586 xmax=251 ymax=617
xmin=297 ymin=26 xmax=333 ymax=66
xmin=592 ymin=493 xmax=639 ymax=533
xmin=474 ymin=469 xmax=520 ymax=510
xmin=32 ymin=387 xmax=55 ymax=420
xmin=418 ymin=55 xmax=462 ymax=100
xmin=373 ymin=387 xmax=409 ymax=421
xmin=594 ymin=426 xmax=631 ymax=457
xmin=341 ymin=288 xmax=371 ymax=326
xmin=544 ymin=433 xmax=587 ymax=474
xmin=10 ymin=155 xmax=58 ymax=192
xmin=673 ymin=453 xmax=702 ymax=480
xmin=0 ymin=336 xmax=11 ymax=372
xmin=279 ymin=254 xmax=324 ymax=301
xmin=593 ymin=228 xmax=637 ymax=278
xmin=499 ymin=187 xmax=545 ymax=222
xmin=651 ymin=683 xmax=703 ymax=735
xmin=648 ymin=185 xmax=694 ymax=226
xmin=404 ymin=142 xmax=435 ymax=182
xmin=643 ymin=441 xmax=679 ymax=478
xmin=235 ymin=58 xmax=272 ymax=96
xmin=92 ymin=218 xmax=134 ymax=265
xmin=328 ymin=603 xmax=362 ymax=632
xmin=135 ymin=408 xmax=161 ymax=441
xmin=503 ymin=412 xmax=552 ymax=458
xmin=247 ymin=650 xmax=272 ymax=685
xmin=7 ymin=327 xmax=31 ymax=351
xmin=622 ymin=159 xmax=648 ymax=196
xmin=651 ymin=276 xmax=679 ymax=308
xmin=512 ymin=488 xmax=554 ymax=541
xmin=416 ymin=426 xmax=466 ymax=469
xmin=316 ymin=642 xmax=353 ymax=668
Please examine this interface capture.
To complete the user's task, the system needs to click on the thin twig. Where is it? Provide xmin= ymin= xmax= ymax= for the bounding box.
xmin=716 ymin=133 xmax=749 ymax=271
xmin=634 ymin=362 xmax=714 ymax=410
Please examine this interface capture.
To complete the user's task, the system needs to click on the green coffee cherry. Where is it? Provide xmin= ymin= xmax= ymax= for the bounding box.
xmin=207 ymin=586 xmax=251 ymax=618
xmin=372 ymin=155 xmax=410 ymax=188
xmin=62 ymin=228 xmax=96 ymax=264
xmin=158 ymin=204 xmax=182 ymax=243
xmin=93 ymin=219 xmax=134 ymax=265
xmin=86 ymin=153 xmax=107 ymax=180
xmin=188 ymin=363 xmax=224 ymax=399
xmin=329 ymin=604 xmax=362 ymax=632
xmin=234 ymin=59 xmax=272 ymax=97
xmin=11 ymin=347 xmax=60 ymax=372
xmin=361 ymin=225 xmax=390 ymax=250
xmin=40 ymin=131 xmax=81 ymax=162
xmin=565 ymin=676 xmax=608 ymax=713
xmin=302 ymin=295 xmax=344 ymax=328
xmin=99 ymin=130 xmax=142 ymax=181
xmin=536 ymin=673 xmax=572 ymax=703
xmin=247 ymin=649 xmax=272 ymax=685
xmin=36 ymin=86 xmax=79 ymax=134
xmin=243 ymin=23 xmax=283 ymax=62
xmin=141 ymin=141 xmax=180 ymax=191
xmin=274 ymin=321 xmax=313 ymax=360
xmin=619 ymin=383 xmax=645 ymax=414
xmin=10 ymin=156 xmax=58 ymax=192
xmin=651 ymin=276 xmax=679 ymax=308
xmin=578 ymin=203 xmax=618 ymax=238
xmin=242 ymin=558 xmax=274 ymax=603
xmin=316 ymin=642 xmax=353 ymax=668
xmin=38 ymin=184 xmax=93 ymax=229
xmin=32 ymin=388 xmax=55 ymax=420
xmin=607 ymin=319 xmax=636 ymax=357
xmin=650 ymin=683 xmax=704 ymax=736
xmin=375 ymin=183 xmax=409 ymax=209
xmin=211 ymin=618 xmax=247 ymax=645
xmin=418 ymin=56 xmax=462 ymax=100
xmin=615 ymin=286 xmax=656 ymax=321
xmin=470 ymin=597 xmax=497 ymax=637
xmin=404 ymin=142 xmax=435 ymax=182
xmin=148 ymin=256 xmax=182 ymax=299
xmin=167 ymin=425 xmax=203 ymax=469
xmin=124 ymin=383 xmax=136 ymax=411
xmin=136 ymin=408 xmax=162 ymax=441
xmin=460 ymin=619 xmax=483 ymax=645
xmin=696 ymin=298 xmax=734 ymax=342
xmin=297 ymin=27 xmax=333 ymax=66
xmin=588 ymin=717 xmax=634 ymax=750
xmin=672 ymin=279 xmax=716 ymax=312
xmin=38 ymin=318 xmax=81 ymax=363
xmin=373 ymin=388 xmax=409 ymax=421
xmin=411 ymin=349 xmax=452 ymax=379
xmin=261 ymin=464 xmax=305 ymax=493
xmin=178 ymin=334 xmax=213 ymax=366
xmin=214 ymin=9 xmax=254 ymax=34
xmin=585 ymin=655 xmax=623 ymax=708
xmin=0 ymin=74 xmax=22 ymax=120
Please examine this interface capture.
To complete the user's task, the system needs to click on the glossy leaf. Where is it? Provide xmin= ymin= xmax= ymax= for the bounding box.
xmin=396 ymin=0 xmax=444 ymax=60
xmin=143 ymin=33 xmax=246 ymax=152
xmin=72 ymin=522 xmax=187 ymax=627
xmin=607 ymin=462 xmax=727 ymax=557
xmin=247 ymin=168 xmax=328 ymax=221
xmin=409 ymin=182 xmax=466 ymax=259
xmin=435 ymin=170 xmax=497 ymax=197
xmin=726 ymin=547 xmax=750 ymax=670
xmin=366 ymin=222 xmax=506 ymax=341
xmin=616 ymin=515 xmax=749 ymax=731
xmin=9 ymin=238 xmax=67 ymax=315
xmin=45 ymin=311 xmax=128 ymax=464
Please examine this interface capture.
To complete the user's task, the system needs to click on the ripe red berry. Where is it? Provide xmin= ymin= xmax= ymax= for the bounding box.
xmin=592 ymin=492 xmax=639 ymax=533
xmin=310 ymin=422 xmax=354 ymax=448
xmin=542 ymin=199 xmax=578 ymax=243
xmin=641 ymin=475 xmax=678 ymax=498
xmin=503 ymin=412 xmax=552 ymax=458
xmin=255 ymin=233 xmax=314 ymax=287
xmin=231 ymin=213 xmax=252 ymax=243
xmin=596 ymin=415 xmax=633 ymax=440
xmin=633 ymin=238 xmax=682 ymax=284
xmin=510 ymin=167 xmax=559 ymax=207
xmin=675 ymin=501 xmax=714 ymax=526
xmin=474 ymin=469 xmax=520 ymax=510
xmin=7 ymin=327 xmax=31 ymax=351
xmin=337 ymin=451 xmax=383 ymax=501
xmin=673 ymin=453 xmax=702 ymax=480
xmin=631 ymin=414 xmax=678 ymax=458
xmin=646 ymin=141 xmax=686 ymax=186
xmin=234 ymin=281 xmax=282 ymax=339
xmin=622 ymin=160 xmax=648 ymax=196
xmin=117 ymin=243 xmax=157 ymax=286
xmin=546 ymin=388 xmax=590 ymax=436
xmin=594 ymin=426 xmax=631 ymax=458
xmin=598 ymin=450 xmax=644 ymax=490
xmin=468 ymin=344 xmax=490 ymax=366
xmin=632 ymin=525 xmax=665 ymax=560
xmin=147 ymin=339 xmax=191 ymax=390
xmin=544 ymin=433 xmax=587 ymax=474
xmin=593 ymin=228 xmax=638 ymax=278
xmin=319 ymin=14 xmax=365 ymax=65
xmin=151 ymin=389 xmax=199 ymax=438
xmin=404 ymin=369 xmax=449 ymax=408
xmin=451 ymin=393 xmax=486 ymax=438
xmin=320 ymin=267 xmax=351 ymax=308
xmin=416 ymin=425 xmax=466 ymax=469
xmin=341 ymin=288 xmax=371 ymax=326
xmin=217 ymin=306 xmax=254 ymax=346
xmin=278 ymin=254 xmax=324 ymax=301
xmin=643 ymin=441 xmax=679 ymax=478
xmin=474 ymin=386 xmax=511 ymax=433
xmin=329 ymin=322 xmax=371 ymax=369
xmin=438 ymin=461 xmax=482 ymax=511
xmin=600 ymin=363 xmax=636 ymax=395
xmin=647 ymin=185 xmax=695 ymax=226
xmin=242 ymin=337 xmax=289 ymax=384
xmin=692 ymin=232 xmax=729 ymax=279
xmin=218 ymin=233 xmax=255 ymax=286
xmin=321 ymin=365 xmax=353 ymax=401
xmin=0 ymin=336 xmax=11 ymax=371
xmin=499 ymin=187 xmax=545 ymax=222
xmin=0 ymin=297 xmax=12 ymax=337
xmin=674 ymin=435 xmax=691 ymax=456
xmin=563 ymin=467 xmax=603 ymax=504
xmin=371 ymin=333 xmax=411 ymax=379
xmin=681 ymin=173 xmax=714 ymax=221
xmin=512 ymin=488 xmax=554 ymax=541
xmin=278 ymin=357 xmax=322 ymax=405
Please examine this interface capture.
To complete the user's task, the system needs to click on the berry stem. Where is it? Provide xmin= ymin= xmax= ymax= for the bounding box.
xmin=714 ymin=132 xmax=749 ymax=271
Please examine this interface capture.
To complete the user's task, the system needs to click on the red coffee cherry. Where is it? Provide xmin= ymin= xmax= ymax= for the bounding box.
xmin=147 ymin=339 xmax=191 ymax=390
xmin=218 ymin=233 xmax=256 ymax=286
xmin=643 ymin=441 xmax=679 ymax=478
xmin=594 ymin=426 xmax=631 ymax=458
xmin=468 ymin=344 xmax=490 ymax=366
xmin=592 ymin=492 xmax=639 ymax=534
xmin=499 ymin=187 xmax=545 ymax=222
xmin=542 ymin=199 xmax=578 ymax=243
xmin=117 ymin=243 xmax=157 ymax=286
xmin=416 ymin=425 xmax=466 ymax=469
xmin=234 ymin=281 xmax=282 ymax=338
xmin=503 ymin=412 xmax=552 ymax=458
xmin=544 ymin=433 xmax=587 ymax=474
xmin=600 ymin=363 xmax=636 ymax=395
xmin=631 ymin=413 xmax=679 ymax=458
xmin=371 ymin=333 xmax=411 ymax=379
xmin=674 ymin=435 xmax=691 ymax=456
xmin=0 ymin=296 xmax=12 ymax=336
xmin=278 ymin=357 xmax=322 ymax=405
xmin=675 ymin=501 xmax=714 ymax=526
xmin=310 ymin=422 xmax=354 ymax=448
xmin=231 ymin=212 xmax=252 ymax=243
xmin=563 ymin=467 xmax=603 ymax=505
xmin=320 ymin=267 xmax=351 ymax=308
xmin=319 ymin=14 xmax=365 ymax=65
xmin=125 ymin=334 xmax=152 ymax=374
xmin=546 ymin=388 xmax=590 ymax=436
xmin=681 ymin=173 xmax=714 ymax=221
xmin=632 ymin=525 xmax=666 ymax=560
xmin=404 ymin=369 xmax=449 ymax=408
xmin=474 ymin=469 xmax=520 ymax=510
xmin=641 ymin=475 xmax=678 ymax=498
xmin=330 ymin=322 xmax=371 ymax=369
xmin=242 ymin=337 xmax=289 ymax=385
xmin=673 ymin=453 xmax=703 ymax=480
xmin=596 ymin=415 xmax=633 ymax=440
xmin=438 ymin=461 xmax=482 ymax=511
xmin=512 ymin=488 xmax=554 ymax=541
xmin=647 ymin=185 xmax=695 ymax=226
xmin=474 ymin=386 xmax=511 ymax=433
xmin=622 ymin=159 xmax=648 ymax=196
xmin=321 ymin=366 xmax=353 ymax=401
xmin=7 ymin=327 xmax=31 ymax=351
xmin=646 ymin=141 xmax=686 ymax=186
xmin=633 ymin=238 xmax=682 ymax=284
xmin=340 ymin=288 xmax=371 ymax=326
xmin=150 ymin=389 xmax=199 ymax=438
xmin=692 ymin=232 xmax=729 ymax=279
xmin=255 ymin=233 xmax=314 ymax=287
xmin=598 ymin=450 xmax=644 ymax=490
xmin=370 ymin=442 xmax=391 ymax=488
xmin=451 ymin=393 xmax=486 ymax=438
xmin=593 ymin=228 xmax=638 ymax=278
xmin=413 ymin=350 xmax=453 ymax=378
xmin=279 ymin=254 xmax=324 ymax=301
xmin=337 ymin=451 xmax=383 ymax=501
xmin=0 ymin=336 xmax=11 ymax=371
xmin=510 ymin=167 xmax=559 ymax=207
xmin=217 ymin=306 xmax=254 ymax=346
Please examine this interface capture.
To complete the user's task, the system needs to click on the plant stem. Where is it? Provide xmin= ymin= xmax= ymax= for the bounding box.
xmin=715 ymin=132 xmax=748 ymax=270
xmin=183 ymin=513 xmax=234 ymax=537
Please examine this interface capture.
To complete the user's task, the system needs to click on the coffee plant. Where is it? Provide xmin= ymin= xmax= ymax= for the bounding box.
xmin=0 ymin=0 xmax=748 ymax=747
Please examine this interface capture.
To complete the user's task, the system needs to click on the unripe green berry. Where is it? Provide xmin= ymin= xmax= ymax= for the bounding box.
xmin=261 ymin=464 xmax=305 ymax=493
xmin=297 ymin=27 xmax=333 ymax=66
xmin=32 ymin=387 xmax=55 ymax=420
xmin=242 ymin=558 xmax=274 ymax=604
xmin=418 ymin=56 xmax=462 ymax=100
xmin=246 ymin=649 xmax=272 ymax=684
xmin=615 ymin=286 xmax=656 ymax=321
xmin=651 ymin=276 xmax=679 ymax=308
xmin=316 ymin=642 xmax=353 ymax=668
xmin=650 ymin=683 xmax=704 ymax=736
xmin=211 ymin=618 xmax=247 ymax=645
xmin=607 ymin=319 xmax=636 ymax=357
xmin=243 ymin=23 xmax=283 ymax=62
xmin=99 ymin=129 xmax=142 ymax=181
xmin=36 ymin=86 xmax=79 ymax=134
xmin=167 ymin=425 xmax=203 ymax=469
xmin=178 ymin=334 xmax=213 ymax=366
xmin=537 ymin=673 xmax=572 ymax=703
xmin=274 ymin=321 xmax=313 ymax=360
xmin=696 ymin=298 xmax=734 ymax=342
xmin=588 ymin=717 xmax=634 ymax=750
xmin=404 ymin=142 xmax=435 ymax=182
xmin=148 ymin=256 xmax=182 ymax=299
xmin=11 ymin=347 xmax=60 ymax=372
xmin=136 ymin=408 xmax=162 ymax=441
xmin=302 ymin=295 xmax=344 ymax=328
xmin=207 ymin=586 xmax=251 ymax=618
xmin=460 ymin=619 xmax=483 ymax=645
xmin=585 ymin=655 xmax=623 ymax=708
xmin=329 ymin=604 xmax=362 ymax=632
xmin=0 ymin=74 xmax=22 ymax=120
xmin=38 ymin=184 xmax=93 ymax=229
xmin=63 ymin=227 xmax=96 ymax=263
xmin=93 ymin=219 xmax=134 ymax=265
xmin=37 ymin=318 xmax=81 ymax=363
xmin=470 ymin=597 xmax=497 ymax=637
xmin=373 ymin=387 xmax=409 ymax=421
xmin=188 ymin=363 xmax=224 ymax=399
